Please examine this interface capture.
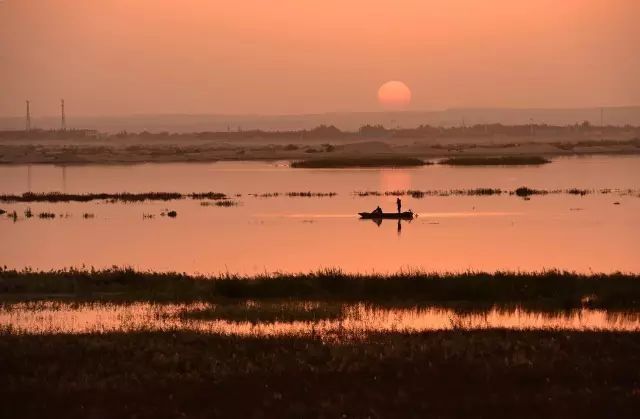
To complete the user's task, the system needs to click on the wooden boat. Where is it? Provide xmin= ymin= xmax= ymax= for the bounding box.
xmin=358 ymin=211 xmax=415 ymax=220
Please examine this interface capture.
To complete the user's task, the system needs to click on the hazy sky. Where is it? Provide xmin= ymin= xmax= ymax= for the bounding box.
xmin=1 ymin=0 xmax=639 ymax=116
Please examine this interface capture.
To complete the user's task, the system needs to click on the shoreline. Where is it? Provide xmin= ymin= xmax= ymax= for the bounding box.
xmin=1 ymin=137 xmax=639 ymax=165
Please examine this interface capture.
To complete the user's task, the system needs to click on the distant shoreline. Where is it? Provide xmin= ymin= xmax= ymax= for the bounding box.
xmin=0 ymin=139 xmax=638 ymax=165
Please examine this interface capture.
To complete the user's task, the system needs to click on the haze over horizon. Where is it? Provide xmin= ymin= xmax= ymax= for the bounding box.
xmin=2 ymin=0 xmax=639 ymax=117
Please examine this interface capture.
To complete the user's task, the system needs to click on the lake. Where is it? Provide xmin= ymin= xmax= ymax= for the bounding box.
xmin=1 ymin=155 xmax=639 ymax=274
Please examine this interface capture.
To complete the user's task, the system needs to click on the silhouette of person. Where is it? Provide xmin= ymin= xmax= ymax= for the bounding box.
xmin=396 ymin=197 xmax=402 ymax=213
xmin=397 ymin=219 xmax=402 ymax=234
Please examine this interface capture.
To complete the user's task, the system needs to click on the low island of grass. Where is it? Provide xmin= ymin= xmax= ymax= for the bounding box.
xmin=439 ymin=156 xmax=551 ymax=166
xmin=291 ymin=156 xmax=427 ymax=168
xmin=0 ymin=191 xmax=227 ymax=203
xmin=2 ymin=267 xmax=640 ymax=310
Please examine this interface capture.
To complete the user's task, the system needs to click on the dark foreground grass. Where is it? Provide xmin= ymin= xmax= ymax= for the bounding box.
xmin=291 ymin=157 xmax=427 ymax=168
xmin=0 ymin=329 xmax=639 ymax=418
xmin=440 ymin=156 xmax=551 ymax=165
xmin=2 ymin=268 xmax=639 ymax=310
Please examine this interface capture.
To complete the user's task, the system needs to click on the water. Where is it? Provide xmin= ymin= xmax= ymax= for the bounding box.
xmin=1 ymin=155 xmax=639 ymax=273
xmin=2 ymin=301 xmax=639 ymax=336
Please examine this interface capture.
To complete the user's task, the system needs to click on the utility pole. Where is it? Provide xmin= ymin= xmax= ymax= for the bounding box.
xmin=61 ymin=99 xmax=66 ymax=131
xmin=25 ymin=100 xmax=31 ymax=131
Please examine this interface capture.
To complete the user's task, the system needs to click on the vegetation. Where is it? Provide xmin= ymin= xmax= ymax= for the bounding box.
xmin=179 ymin=301 xmax=345 ymax=323
xmin=356 ymin=188 xmax=503 ymax=198
xmin=514 ymin=187 xmax=546 ymax=197
xmin=291 ymin=157 xmax=427 ymax=168
xmin=1 ymin=268 xmax=640 ymax=310
xmin=285 ymin=191 xmax=337 ymax=197
xmin=214 ymin=200 xmax=238 ymax=207
xmin=3 ymin=124 xmax=638 ymax=142
xmin=354 ymin=187 xmax=638 ymax=198
xmin=1 ymin=329 xmax=639 ymax=418
xmin=188 ymin=192 xmax=227 ymax=200
xmin=0 ymin=191 xmax=226 ymax=203
xmin=440 ymin=156 xmax=551 ymax=166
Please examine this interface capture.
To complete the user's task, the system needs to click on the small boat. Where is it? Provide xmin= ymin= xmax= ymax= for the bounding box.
xmin=359 ymin=211 xmax=415 ymax=220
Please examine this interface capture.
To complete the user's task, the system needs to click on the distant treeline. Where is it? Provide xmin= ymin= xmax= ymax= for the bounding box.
xmin=1 ymin=121 xmax=639 ymax=141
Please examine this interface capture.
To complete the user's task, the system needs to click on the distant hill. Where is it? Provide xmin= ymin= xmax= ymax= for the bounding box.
xmin=1 ymin=107 xmax=639 ymax=133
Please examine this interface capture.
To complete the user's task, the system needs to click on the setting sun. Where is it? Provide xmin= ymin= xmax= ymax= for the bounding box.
xmin=377 ymin=81 xmax=412 ymax=110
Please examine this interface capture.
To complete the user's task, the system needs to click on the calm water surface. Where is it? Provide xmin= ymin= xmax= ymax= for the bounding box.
xmin=0 ymin=155 xmax=638 ymax=273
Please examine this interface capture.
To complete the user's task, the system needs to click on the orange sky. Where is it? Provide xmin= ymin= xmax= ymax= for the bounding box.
xmin=1 ymin=0 xmax=638 ymax=116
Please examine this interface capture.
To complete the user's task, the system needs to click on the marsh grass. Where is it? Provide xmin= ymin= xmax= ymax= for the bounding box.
xmin=248 ymin=192 xmax=337 ymax=198
xmin=214 ymin=200 xmax=239 ymax=207
xmin=354 ymin=187 xmax=636 ymax=199
xmin=1 ymin=329 xmax=639 ymax=418
xmin=0 ymin=191 xmax=226 ymax=203
xmin=286 ymin=192 xmax=337 ymax=198
xmin=179 ymin=301 xmax=345 ymax=323
xmin=440 ymin=156 xmax=551 ymax=166
xmin=291 ymin=157 xmax=427 ymax=168
xmin=1 ymin=267 xmax=639 ymax=310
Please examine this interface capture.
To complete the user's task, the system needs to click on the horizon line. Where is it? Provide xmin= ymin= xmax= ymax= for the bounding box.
xmin=1 ymin=105 xmax=640 ymax=120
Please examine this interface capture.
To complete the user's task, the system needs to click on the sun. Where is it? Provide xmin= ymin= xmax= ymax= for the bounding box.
xmin=377 ymin=81 xmax=412 ymax=110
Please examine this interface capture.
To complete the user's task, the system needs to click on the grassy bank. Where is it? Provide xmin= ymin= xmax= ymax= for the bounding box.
xmin=2 ymin=268 xmax=639 ymax=309
xmin=1 ymin=329 xmax=639 ymax=418
xmin=440 ymin=156 xmax=551 ymax=165
xmin=291 ymin=157 xmax=427 ymax=168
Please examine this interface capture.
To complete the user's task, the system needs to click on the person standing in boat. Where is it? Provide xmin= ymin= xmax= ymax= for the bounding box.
xmin=396 ymin=197 xmax=402 ymax=213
